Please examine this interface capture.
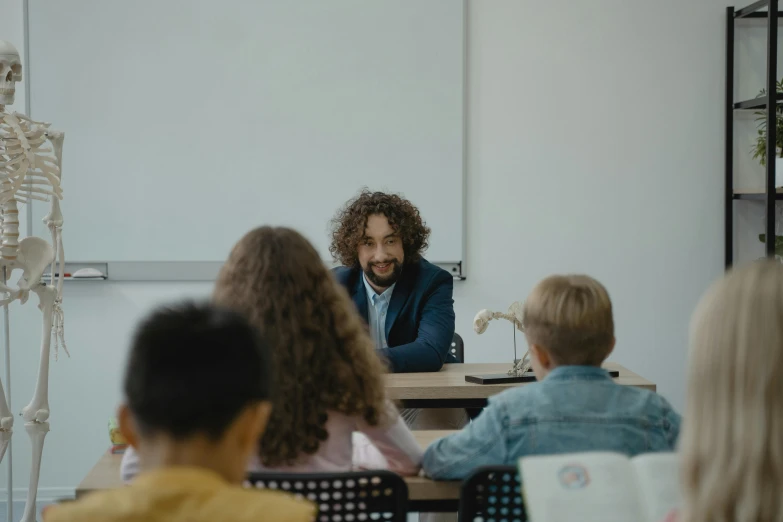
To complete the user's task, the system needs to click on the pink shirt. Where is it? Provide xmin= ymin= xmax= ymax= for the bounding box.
xmin=120 ymin=401 xmax=422 ymax=481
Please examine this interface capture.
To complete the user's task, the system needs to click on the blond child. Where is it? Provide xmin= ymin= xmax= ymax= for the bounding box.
xmin=674 ymin=259 xmax=783 ymax=522
xmin=422 ymin=274 xmax=681 ymax=479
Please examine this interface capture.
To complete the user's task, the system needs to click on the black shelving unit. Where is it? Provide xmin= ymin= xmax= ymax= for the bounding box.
xmin=726 ymin=1 xmax=781 ymax=267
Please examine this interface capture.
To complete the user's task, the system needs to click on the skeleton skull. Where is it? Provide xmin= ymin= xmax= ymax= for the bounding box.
xmin=0 ymin=41 xmax=22 ymax=106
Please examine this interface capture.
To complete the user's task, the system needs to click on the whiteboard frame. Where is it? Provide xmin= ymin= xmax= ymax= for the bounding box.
xmin=45 ymin=260 xmax=463 ymax=282
xmin=22 ymin=0 xmax=469 ymax=282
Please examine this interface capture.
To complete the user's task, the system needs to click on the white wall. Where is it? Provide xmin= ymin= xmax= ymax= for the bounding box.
xmin=0 ymin=0 xmax=745 ymax=500
xmin=456 ymin=0 xmax=726 ymax=408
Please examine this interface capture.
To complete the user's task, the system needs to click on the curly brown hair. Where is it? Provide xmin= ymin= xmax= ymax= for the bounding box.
xmin=329 ymin=189 xmax=431 ymax=267
xmin=213 ymin=226 xmax=388 ymax=467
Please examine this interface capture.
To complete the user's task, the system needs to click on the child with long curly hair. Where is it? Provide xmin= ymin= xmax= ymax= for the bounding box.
xmin=120 ymin=226 xmax=422 ymax=477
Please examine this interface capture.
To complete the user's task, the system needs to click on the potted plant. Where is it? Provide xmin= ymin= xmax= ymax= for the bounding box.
xmin=751 ymin=81 xmax=783 ymax=254
xmin=759 ymin=234 xmax=783 ymax=258
xmin=751 ymin=79 xmax=783 ymax=187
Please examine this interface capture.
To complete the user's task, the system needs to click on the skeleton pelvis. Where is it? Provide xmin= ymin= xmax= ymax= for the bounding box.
xmin=17 ymin=237 xmax=53 ymax=290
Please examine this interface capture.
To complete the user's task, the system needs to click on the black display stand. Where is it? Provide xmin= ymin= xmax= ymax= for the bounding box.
xmin=465 ymin=369 xmax=620 ymax=385
xmin=725 ymin=2 xmax=782 ymax=266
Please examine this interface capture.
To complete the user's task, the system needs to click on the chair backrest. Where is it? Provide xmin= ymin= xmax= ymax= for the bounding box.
xmin=458 ymin=466 xmax=526 ymax=522
xmin=451 ymin=332 xmax=465 ymax=363
xmin=246 ymin=469 xmax=409 ymax=522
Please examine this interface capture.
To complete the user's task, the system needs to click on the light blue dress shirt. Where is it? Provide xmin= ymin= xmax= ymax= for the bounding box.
xmin=362 ymin=274 xmax=395 ymax=349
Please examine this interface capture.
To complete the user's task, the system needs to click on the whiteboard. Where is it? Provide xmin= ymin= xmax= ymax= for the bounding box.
xmin=27 ymin=0 xmax=465 ymax=270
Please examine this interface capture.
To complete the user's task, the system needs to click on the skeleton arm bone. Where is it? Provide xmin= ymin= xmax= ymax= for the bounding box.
xmin=44 ymin=130 xmax=66 ymax=354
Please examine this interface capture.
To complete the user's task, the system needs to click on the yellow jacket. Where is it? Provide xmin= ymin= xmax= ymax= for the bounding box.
xmin=45 ymin=467 xmax=316 ymax=522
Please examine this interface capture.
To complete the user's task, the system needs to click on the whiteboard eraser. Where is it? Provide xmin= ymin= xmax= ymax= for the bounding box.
xmin=72 ymin=268 xmax=105 ymax=278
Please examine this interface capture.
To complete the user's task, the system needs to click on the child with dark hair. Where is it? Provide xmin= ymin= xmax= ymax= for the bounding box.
xmin=44 ymin=301 xmax=314 ymax=522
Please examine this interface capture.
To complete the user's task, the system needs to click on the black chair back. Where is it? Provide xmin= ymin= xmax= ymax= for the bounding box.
xmin=451 ymin=332 xmax=465 ymax=363
xmin=458 ymin=466 xmax=526 ymax=522
xmin=246 ymin=470 xmax=409 ymax=522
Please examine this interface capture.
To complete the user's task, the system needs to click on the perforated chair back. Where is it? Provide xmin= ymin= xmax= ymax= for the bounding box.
xmin=451 ymin=332 xmax=465 ymax=363
xmin=246 ymin=469 xmax=409 ymax=522
xmin=458 ymin=466 xmax=526 ymax=522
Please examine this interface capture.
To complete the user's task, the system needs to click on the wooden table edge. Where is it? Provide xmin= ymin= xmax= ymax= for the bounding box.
xmin=76 ymin=431 xmax=460 ymax=500
xmin=386 ymin=362 xmax=656 ymax=399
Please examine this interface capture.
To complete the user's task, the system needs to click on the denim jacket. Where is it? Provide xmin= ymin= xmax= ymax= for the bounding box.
xmin=421 ymin=365 xmax=681 ymax=480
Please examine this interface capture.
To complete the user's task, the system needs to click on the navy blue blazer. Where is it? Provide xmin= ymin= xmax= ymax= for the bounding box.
xmin=333 ymin=258 xmax=457 ymax=373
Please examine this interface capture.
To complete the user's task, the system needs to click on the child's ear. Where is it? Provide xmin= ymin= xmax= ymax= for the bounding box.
xmin=117 ymin=404 xmax=140 ymax=449
xmin=252 ymin=402 xmax=272 ymax=438
xmin=237 ymin=402 xmax=272 ymax=451
xmin=530 ymin=343 xmax=551 ymax=368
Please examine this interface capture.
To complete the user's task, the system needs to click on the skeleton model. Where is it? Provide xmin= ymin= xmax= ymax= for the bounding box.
xmin=473 ymin=302 xmax=532 ymax=376
xmin=0 ymin=40 xmax=66 ymax=522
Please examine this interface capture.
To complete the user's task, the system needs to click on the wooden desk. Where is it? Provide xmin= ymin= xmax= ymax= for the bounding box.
xmin=76 ymin=430 xmax=461 ymax=512
xmin=407 ymin=431 xmax=460 ymax=511
xmin=386 ymin=362 xmax=655 ymax=409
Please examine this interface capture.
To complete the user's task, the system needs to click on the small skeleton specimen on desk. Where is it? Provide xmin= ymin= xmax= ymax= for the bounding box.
xmin=0 ymin=40 xmax=67 ymax=522
xmin=473 ymin=302 xmax=532 ymax=376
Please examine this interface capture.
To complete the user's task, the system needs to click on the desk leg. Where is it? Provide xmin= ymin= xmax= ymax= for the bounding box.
xmin=465 ymin=408 xmax=483 ymax=420
xmin=409 ymin=500 xmax=459 ymax=513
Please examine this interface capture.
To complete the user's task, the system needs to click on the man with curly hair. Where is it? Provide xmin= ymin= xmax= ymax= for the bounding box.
xmin=330 ymin=190 xmax=459 ymax=374
xmin=330 ymin=190 xmax=467 ymax=522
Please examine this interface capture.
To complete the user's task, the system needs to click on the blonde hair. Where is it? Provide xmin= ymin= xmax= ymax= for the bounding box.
xmin=522 ymin=274 xmax=614 ymax=366
xmin=680 ymin=259 xmax=783 ymax=522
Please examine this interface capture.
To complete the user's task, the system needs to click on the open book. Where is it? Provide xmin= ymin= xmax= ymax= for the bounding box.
xmin=519 ymin=451 xmax=680 ymax=522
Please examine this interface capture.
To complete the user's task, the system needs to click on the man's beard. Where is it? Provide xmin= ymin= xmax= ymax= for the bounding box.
xmin=363 ymin=259 xmax=403 ymax=289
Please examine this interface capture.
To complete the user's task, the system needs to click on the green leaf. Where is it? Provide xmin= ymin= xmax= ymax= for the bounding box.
xmin=758 ymin=234 xmax=783 ymax=247
xmin=749 ymin=78 xmax=783 ymax=165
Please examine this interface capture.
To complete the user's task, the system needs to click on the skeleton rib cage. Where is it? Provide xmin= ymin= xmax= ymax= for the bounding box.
xmin=0 ymin=113 xmax=62 ymax=206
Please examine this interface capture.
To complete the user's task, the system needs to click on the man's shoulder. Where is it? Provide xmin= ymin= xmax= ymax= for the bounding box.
xmin=406 ymin=258 xmax=452 ymax=287
xmin=331 ymin=264 xmax=359 ymax=288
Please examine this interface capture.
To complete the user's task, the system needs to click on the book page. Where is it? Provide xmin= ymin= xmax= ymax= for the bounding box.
xmin=631 ymin=452 xmax=681 ymax=522
xmin=519 ymin=452 xmax=645 ymax=522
